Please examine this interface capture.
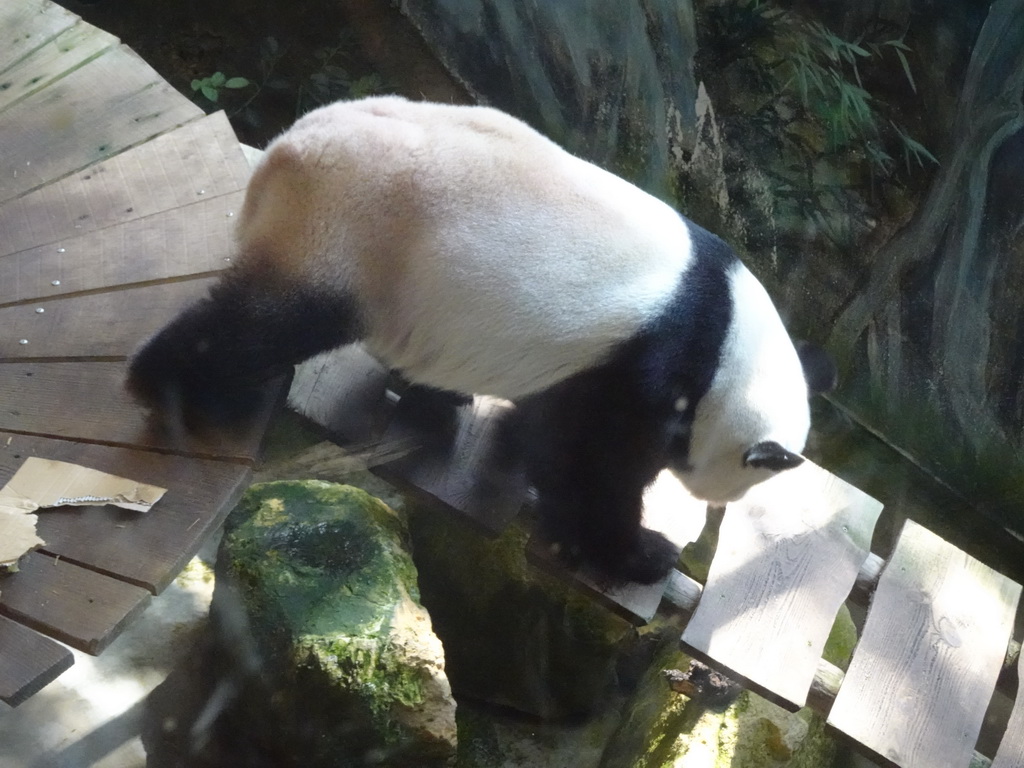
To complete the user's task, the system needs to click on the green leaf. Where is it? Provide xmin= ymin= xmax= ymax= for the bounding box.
xmin=190 ymin=79 xmax=202 ymax=92
xmin=201 ymin=85 xmax=219 ymax=102
xmin=895 ymin=48 xmax=917 ymax=93
xmin=225 ymin=77 xmax=250 ymax=89
xmin=210 ymin=71 xmax=226 ymax=87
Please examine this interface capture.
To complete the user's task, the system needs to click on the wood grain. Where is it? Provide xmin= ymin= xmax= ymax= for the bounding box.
xmin=0 ymin=111 xmax=250 ymax=259
xmin=0 ymin=550 xmax=151 ymax=654
xmin=0 ymin=360 xmax=271 ymax=461
xmin=828 ymin=519 xmax=1021 ymax=768
xmin=289 ymin=346 xmax=394 ymax=445
xmin=0 ymin=276 xmax=217 ymax=360
xmin=0 ymin=0 xmax=81 ymax=75
xmin=0 ymin=20 xmax=117 ymax=114
xmin=991 ymin=649 xmax=1024 ymax=767
xmin=375 ymin=395 xmax=529 ymax=536
xmin=681 ymin=460 xmax=884 ymax=709
xmin=0 ymin=432 xmax=265 ymax=594
xmin=0 ymin=191 xmax=242 ymax=305
xmin=0 ymin=614 xmax=74 ymax=706
xmin=0 ymin=44 xmax=201 ymax=204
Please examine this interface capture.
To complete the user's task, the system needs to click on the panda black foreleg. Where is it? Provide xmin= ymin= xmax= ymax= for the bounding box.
xmin=127 ymin=269 xmax=363 ymax=429
xmin=518 ymin=382 xmax=679 ymax=585
xmin=392 ymin=379 xmax=473 ymax=442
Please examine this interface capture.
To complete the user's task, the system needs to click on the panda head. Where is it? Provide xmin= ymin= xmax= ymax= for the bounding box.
xmin=672 ymin=264 xmax=835 ymax=504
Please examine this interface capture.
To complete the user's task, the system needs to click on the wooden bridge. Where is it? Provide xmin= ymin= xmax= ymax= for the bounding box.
xmin=1 ymin=2 xmax=1022 ymax=766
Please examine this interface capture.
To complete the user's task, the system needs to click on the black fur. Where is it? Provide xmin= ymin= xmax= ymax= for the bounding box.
xmin=512 ymin=223 xmax=735 ymax=584
xmin=127 ymin=270 xmax=363 ymax=428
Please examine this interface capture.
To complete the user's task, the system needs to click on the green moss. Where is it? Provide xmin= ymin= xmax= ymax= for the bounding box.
xmin=822 ymin=604 xmax=857 ymax=671
xmin=219 ymin=480 xmax=436 ymax=742
xmin=404 ymin=501 xmax=633 ymax=718
xmin=307 ymin=635 xmax=426 ymax=719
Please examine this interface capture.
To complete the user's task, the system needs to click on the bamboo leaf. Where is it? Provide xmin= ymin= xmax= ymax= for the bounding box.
xmin=895 ymin=48 xmax=917 ymax=93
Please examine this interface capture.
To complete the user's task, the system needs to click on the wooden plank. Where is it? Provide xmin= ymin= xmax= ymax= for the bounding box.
xmin=289 ymin=346 xmax=394 ymax=445
xmin=0 ymin=0 xmax=81 ymax=75
xmin=828 ymin=520 xmax=1021 ymax=768
xmin=0 ymin=20 xmax=117 ymax=115
xmin=0 ymin=361 xmax=273 ymax=463
xmin=0 ymin=550 xmax=150 ymax=655
xmin=992 ymin=649 xmax=1024 ymax=768
xmin=0 ymin=191 xmax=242 ymax=305
xmin=375 ymin=395 xmax=530 ymax=536
xmin=0 ymin=614 xmax=74 ymax=707
xmin=0 ymin=434 xmax=256 ymax=594
xmin=680 ymin=461 xmax=884 ymax=709
xmin=527 ymin=471 xmax=707 ymax=625
xmin=0 ymin=43 xmax=202 ymax=204
xmin=0 ymin=276 xmax=217 ymax=360
xmin=0 ymin=111 xmax=250 ymax=259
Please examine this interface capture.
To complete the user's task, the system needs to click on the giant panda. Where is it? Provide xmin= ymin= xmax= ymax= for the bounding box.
xmin=127 ymin=96 xmax=834 ymax=584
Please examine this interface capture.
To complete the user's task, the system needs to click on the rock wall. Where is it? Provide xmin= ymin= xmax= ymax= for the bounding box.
xmin=401 ymin=0 xmax=1024 ymax=535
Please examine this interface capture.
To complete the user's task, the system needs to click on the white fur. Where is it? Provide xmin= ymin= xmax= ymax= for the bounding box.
xmin=681 ymin=262 xmax=811 ymax=503
xmin=237 ymin=96 xmax=691 ymax=399
xmin=237 ymin=96 xmax=811 ymax=504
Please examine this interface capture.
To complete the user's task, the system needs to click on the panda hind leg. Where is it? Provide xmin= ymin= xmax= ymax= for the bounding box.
xmin=127 ymin=269 xmax=364 ymax=429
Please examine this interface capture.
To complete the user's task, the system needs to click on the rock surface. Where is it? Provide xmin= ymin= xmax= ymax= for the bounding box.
xmin=143 ymin=480 xmax=456 ymax=767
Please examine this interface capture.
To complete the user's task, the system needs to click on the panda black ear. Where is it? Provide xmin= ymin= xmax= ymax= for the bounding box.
xmin=744 ymin=441 xmax=805 ymax=471
xmin=796 ymin=341 xmax=837 ymax=396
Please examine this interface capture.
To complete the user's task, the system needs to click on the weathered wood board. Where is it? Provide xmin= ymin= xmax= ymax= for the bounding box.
xmin=0 ymin=614 xmax=74 ymax=707
xmin=0 ymin=20 xmax=117 ymax=114
xmin=0 ymin=111 xmax=250 ymax=260
xmin=0 ymin=0 xmax=81 ymax=75
xmin=681 ymin=460 xmax=884 ymax=709
xmin=828 ymin=519 xmax=1021 ymax=768
xmin=0 ymin=191 xmax=241 ymax=306
xmin=289 ymin=346 xmax=394 ymax=445
xmin=0 ymin=43 xmax=202 ymax=204
xmin=375 ymin=395 xmax=530 ymax=536
xmin=0 ymin=276 xmax=217 ymax=360
xmin=0 ymin=550 xmax=151 ymax=655
xmin=991 ymin=648 xmax=1024 ymax=767
xmin=0 ymin=433 xmax=263 ymax=593
xmin=0 ymin=361 xmax=271 ymax=461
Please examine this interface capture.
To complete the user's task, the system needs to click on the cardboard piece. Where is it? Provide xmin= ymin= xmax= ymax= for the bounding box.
xmin=0 ymin=503 xmax=44 ymax=571
xmin=0 ymin=458 xmax=166 ymax=569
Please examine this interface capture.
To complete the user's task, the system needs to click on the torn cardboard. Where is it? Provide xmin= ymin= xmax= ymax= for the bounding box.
xmin=0 ymin=458 xmax=166 ymax=570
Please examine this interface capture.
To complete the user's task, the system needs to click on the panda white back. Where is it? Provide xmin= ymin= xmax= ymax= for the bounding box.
xmin=236 ymin=96 xmax=692 ymax=399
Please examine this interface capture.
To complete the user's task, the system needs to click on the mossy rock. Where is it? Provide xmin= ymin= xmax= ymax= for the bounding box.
xmin=212 ymin=480 xmax=456 ymax=767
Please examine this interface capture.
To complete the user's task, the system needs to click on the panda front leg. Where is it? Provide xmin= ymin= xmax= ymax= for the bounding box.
xmin=518 ymin=385 xmax=680 ymax=585
xmin=390 ymin=378 xmax=473 ymax=441
xmin=127 ymin=268 xmax=363 ymax=429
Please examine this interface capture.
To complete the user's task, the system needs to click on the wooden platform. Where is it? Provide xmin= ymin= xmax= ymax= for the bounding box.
xmin=294 ymin=345 xmax=1024 ymax=768
xmin=0 ymin=0 xmax=281 ymax=707
xmin=3 ymin=4 xmax=1024 ymax=767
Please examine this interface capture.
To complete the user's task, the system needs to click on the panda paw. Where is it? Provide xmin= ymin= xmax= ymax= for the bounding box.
xmin=608 ymin=528 xmax=679 ymax=585
xmin=571 ymin=527 xmax=678 ymax=586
